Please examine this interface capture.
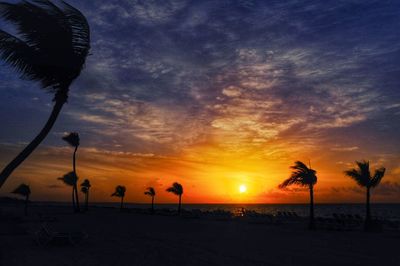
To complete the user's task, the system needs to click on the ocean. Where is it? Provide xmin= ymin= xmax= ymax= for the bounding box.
xmin=37 ymin=202 xmax=400 ymax=220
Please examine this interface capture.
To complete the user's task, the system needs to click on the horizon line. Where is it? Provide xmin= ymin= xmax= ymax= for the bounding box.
xmin=29 ymin=200 xmax=400 ymax=205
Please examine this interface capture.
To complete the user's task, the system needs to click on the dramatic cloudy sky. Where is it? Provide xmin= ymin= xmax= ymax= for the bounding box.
xmin=0 ymin=0 xmax=399 ymax=203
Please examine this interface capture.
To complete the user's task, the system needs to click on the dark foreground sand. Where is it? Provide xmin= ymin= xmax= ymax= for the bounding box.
xmin=1 ymin=204 xmax=399 ymax=266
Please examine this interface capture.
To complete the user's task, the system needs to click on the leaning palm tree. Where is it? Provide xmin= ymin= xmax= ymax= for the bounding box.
xmin=11 ymin=183 xmax=31 ymax=216
xmin=344 ymin=160 xmax=385 ymax=231
xmin=279 ymin=161 xmax=317 ymax=230
xmin=166 ymin=182 xmax=183 ymax=215
xmin=63 ymin=132 xmax=80 ymax=212
xmin=58 ymin=171 xmax=78 ymax=212
xmin=0 ymin=0 xmax=90 ymax=188
xmin=144 ymin=187 xmax=156 ymax=214
xmin=111 ymin=185 xmax=126 ymax=211
xmin=80 ymin=179 xmax=91 ymax=211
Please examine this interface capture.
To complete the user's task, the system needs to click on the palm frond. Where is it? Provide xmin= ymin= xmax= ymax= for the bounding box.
xmin=166 ymin=182 xmax=183 ymax=195
xmin=144 ymin=186 xmax=155 ymax=196
xmin=61 ymin=1 xmax=90 ymax=57
xmin=111 ymin=185 xmax=126 ymax=197
xmin=57 ymin=171 xmax=77 ymax=186
xmin=344 ymin=161 xmax=373 ymax=188
xmin=279 ymin=161 xmax=317 ymax=188
xmin=0 ymin=29 xmax=35 ymax=76
xmin=356 ymin=160 xmax=370 ymax=180
xmin=12 ymin=183 xmax=30 ymax=196
xmin=344 ymin=169 xmax=368 ymax=187
xmin=62 ymin=132 xmax=79 ymax=147
xmin=80 ymin=178 xmax=90 ymax=188
xmin=370 ymin=167 xmax=385 ymax=188
xmin=290 ymin=161 xmax=309 ymax=172
xmin=0 ymin=0 xmax=90 ymax=92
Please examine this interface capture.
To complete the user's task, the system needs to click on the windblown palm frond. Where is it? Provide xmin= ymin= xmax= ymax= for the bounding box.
xmin=62 ymin=132 xmax=80 ymax=147
xmin=279 ymin=161 xmax=317 ymax=188
xmin=0 ymin=0 xmax=90 ymax=94
xmin=144 ymin=187 xmax=156 ymax=197
xmin=344 ymin=161 xmax=385 ymax=188
xmin=111 ymin=185 xmax=126 ymax=198
xmin=80 ymin=178 xmax=91 ymax=188
xmin=166 ymin=182 xmax=183 ymax=196
xmin=57 ymin=171 xmax=77 ymax=186
xmin=12 ymin=183 xmax=30 ymax=196
xmin=370 ymin=167 xmax=385 ymax=188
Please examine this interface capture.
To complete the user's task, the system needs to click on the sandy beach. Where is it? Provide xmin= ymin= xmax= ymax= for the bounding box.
xmin=1 ymin=203 xmax=399 ymax=266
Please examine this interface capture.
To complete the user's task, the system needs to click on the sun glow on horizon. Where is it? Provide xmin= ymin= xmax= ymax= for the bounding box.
xmin=239 ymin=184 xmax=247 ymax=193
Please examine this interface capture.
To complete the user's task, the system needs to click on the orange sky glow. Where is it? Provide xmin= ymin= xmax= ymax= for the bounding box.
xmin=1 ymin=136 xmax=399 ymax=204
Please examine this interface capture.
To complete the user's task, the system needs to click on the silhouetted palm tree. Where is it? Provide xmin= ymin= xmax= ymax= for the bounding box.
xmin=344 ymin=160 xmax=385 ymax=231
xmin=0 ymin=0 xmax=90 ymax=188
xmin=58 ymin=171 xmax=78 ymax=212
xmin=166 ymin=182 xmax=183 ymax=215
xmin=63 ymin=132 xmax=80 ymax=212
xmin=144 ymin=187 xmax=156 ymax=214
xmin=11 ymin=183 xmax=30 ymax=216
xmin=80 ymin=179 xmax=91 ymax=211
xmin=279 ymin=161 xmax=317 ymax=230
xmin=111 ymin=185 xmax=126 ymax=211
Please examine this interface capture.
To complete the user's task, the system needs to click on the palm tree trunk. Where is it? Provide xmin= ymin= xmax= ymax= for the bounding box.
xmin=0 ymin=99 xmax=65 ymax=188
xmin=120 ymin=196 xmax=124 ymax=211
xmin=73 ymin=184 xmax=80 ymax=212
xmin=151 ymin=196 xmax=154 ymax=214
xmin=24 ymin=194 xmax=29 ymax=216
xmin=86 ymin=190 xmax=89 ymax=211
xmin=178 ymin=194 xmax=181 ymax=215
xmin=73 ymin=146 xmax=80 ymax=212
xmin=72 ymin=187 xmax=76 ymax=211
xmin=365 ymin=187 xmax=371 ymax=230
xmin=309 ymin=184 xmax=315 ymax=230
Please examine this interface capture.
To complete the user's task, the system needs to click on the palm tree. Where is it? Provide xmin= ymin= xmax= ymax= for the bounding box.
xmin=279 ymin=161 xmax=317 ymax=230
xmin=11 ymin=183 xmax=31 ymax=216
xmin=58 ymin=171 xmax=78 ymax=212
xmin=166 ymin=182 xmax=183 ymax=215
xmin=144 ymin=187 xmax=156 ymax=214
xmin=0 ymin=0 xmax=90 ymax=188
xmin=63 ymin=132 xmax=80 ymax=212
xmin=80 ymin=179 xmax=91 ymax=211
xmin=111 ymin=185 xmax=126 ymax=211
xmin=344 ymin=160 xmax=385 ymax=231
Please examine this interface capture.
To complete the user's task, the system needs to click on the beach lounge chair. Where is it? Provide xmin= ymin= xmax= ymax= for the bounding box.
xmin=34 ymin=223 xmax=88 ymax=246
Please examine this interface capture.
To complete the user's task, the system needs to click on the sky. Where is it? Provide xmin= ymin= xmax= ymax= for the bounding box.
xmin=0 ymin=0 xmax=399 ymax=204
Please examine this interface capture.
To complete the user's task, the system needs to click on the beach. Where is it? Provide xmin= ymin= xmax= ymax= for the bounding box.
xmin=1 ymin=203 xmax=399 ymax=266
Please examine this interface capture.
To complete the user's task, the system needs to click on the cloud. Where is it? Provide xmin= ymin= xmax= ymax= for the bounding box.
xmin=330 ymin=146 xmax=359 ymax=152
xmin=1 ymin=0 xmax=400 ymax=202
xmin=331 ymin=182 xmax=400 ymax=196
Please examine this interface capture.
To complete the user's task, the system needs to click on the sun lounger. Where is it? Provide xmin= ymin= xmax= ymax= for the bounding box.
xmin=34 ymin=223 xmax=88 ymax=246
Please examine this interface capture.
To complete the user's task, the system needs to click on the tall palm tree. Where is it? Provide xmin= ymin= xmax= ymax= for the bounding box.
xmin=344 ymin=160 xmax=385 ymax=231
xmin=58 ymin=171 xmax=78 ymax=212
xmin=11 ymin=183 xmax=31 ymax=216
xmin=166 ymin=182 xmax=183 ymax=215
xmin=80 ymin=179 xmax=91 ymax=211
xmin=279 ymin=161 xmax=317 ymax=230
xmin=0 ymin=0 xmax=90 ymax=188
xmin=111 ymin=185 xmax=126 ymax=211
xmin=62 ymin=132 xmax=80 ymax=212
xmin=144 ymin=187 xmax=156 ymax=214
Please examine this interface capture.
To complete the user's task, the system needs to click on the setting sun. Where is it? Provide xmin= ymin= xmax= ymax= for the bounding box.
xmin=239 ymin=185 xmax=247 ymax=194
